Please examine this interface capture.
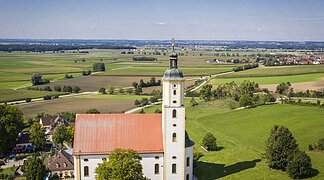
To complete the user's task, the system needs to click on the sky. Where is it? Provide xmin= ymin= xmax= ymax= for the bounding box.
xmin=1 ymin=0 xmax=324 ymax=41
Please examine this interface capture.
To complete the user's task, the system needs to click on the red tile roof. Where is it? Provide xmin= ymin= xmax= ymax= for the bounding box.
xmin=73 ymin=114 xmax=163 ymax=155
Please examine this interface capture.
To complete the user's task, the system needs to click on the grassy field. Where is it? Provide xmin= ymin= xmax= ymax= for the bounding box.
xmin=210 ymin=73 xmax=324 ymax=85
xmin=137 ymin=101 xmax=324 ymax=179
xmin=0 ymin=89 xmax=67 ymax=103
xmin=16 ymin=94 xmax=149 ymax=117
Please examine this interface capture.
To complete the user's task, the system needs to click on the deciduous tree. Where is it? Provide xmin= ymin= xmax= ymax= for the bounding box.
xmin=30 ymin=123 xmax=46 ymax=151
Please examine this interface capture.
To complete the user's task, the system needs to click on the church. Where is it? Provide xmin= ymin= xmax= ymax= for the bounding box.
xmin=73 ymin=40 xmax=195 ymax=180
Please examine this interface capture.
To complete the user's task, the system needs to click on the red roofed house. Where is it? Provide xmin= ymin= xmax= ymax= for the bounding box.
xmin=73 ymin=40 xmax=195 ymax=180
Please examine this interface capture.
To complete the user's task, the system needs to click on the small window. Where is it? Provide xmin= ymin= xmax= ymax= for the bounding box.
xmin=186 ymin=174 xmax=190 ymax=180
xmin=154 ymin=164 xmax=159 ymax=174
xmin=155 ymin=156 xmax=159 ymax=159
xmin=172 ymin=164 xmax=177 ymax=174
xmin=173 ymin=124 xmax=176 ymax=127
xmin=172 ymin=133 xmax=177 ymax=142
xmin=172 ymin=156 xmax=176 ymax=159
xmin=64 ymin=162 xmax=67 ymax=167
xmin=173 ymin=84 xmax=176 ymax=88
xmin=84 ymin=159 xmax=88 ymax=162
xmin=172 ymin=109 xmax=177 ymax=118
xmin=187 ymin=157 xmax=190 ymax=167
xmin=173 ymin=90 xmax=176 ymax=95
xmin=102 ymin=158 xmax=107 ymax=161
xmin=56 ymin=163 xmax=60 ymax=168
xmin=84 ymin=166 xmax=89 ymax=177
xmin=173 ymin=100 xmax=177 ymax=104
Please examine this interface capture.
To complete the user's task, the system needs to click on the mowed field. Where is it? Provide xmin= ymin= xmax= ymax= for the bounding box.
xmin=0 ymin=89 xmax=67 ymax=103
xmin=138 ymin=101 xmax=324 ymax=179
xmin=16 ymin=94 xmax=149 ymax=117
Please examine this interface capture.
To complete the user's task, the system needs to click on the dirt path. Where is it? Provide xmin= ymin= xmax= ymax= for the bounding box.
xmin=260 ymin=80 xmax=324 ymax=92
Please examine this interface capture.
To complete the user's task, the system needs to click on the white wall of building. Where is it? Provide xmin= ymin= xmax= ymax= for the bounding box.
xmin=74 ymin=153 xmax=164 ymax=180
xmin=185 ymin=146 xmax=194 ymax=180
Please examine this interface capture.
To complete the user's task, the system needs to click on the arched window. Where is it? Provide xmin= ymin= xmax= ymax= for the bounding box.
xmin=187 ymin=157 xmax=190 ymax=167
xmin=172 ymin=164 xmax=177 ymax=174
xmin=172 ymin=133 xmax=177 ymax=142
xmin=84 ymin=166 xmax=89 ymax=177
xmin=173 ymin=90 xmax=176 ymax=95
xmin=172 ymin=109 xmax=177 ymax=118
xmin=154 ymin=164 xmax=159 ymax=174
xmin=186 ymin=174 xmax=190 ymax=180
xmin=102 ymin=158 xmax=107 ymax=161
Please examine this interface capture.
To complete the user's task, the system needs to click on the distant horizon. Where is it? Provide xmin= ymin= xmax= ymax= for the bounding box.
xmin=1 ymin=38 xmax=324 ymax=43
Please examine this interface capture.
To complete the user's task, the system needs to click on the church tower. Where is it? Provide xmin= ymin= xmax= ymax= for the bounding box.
xmin=162 ymin=39 xmax=186 ymax=180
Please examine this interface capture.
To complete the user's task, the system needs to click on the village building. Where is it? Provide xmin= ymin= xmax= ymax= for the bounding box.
xmin=40 ymin=115 xmax=70 ymax=137
xmin=73 ymin=40 xmax=195 ymax=180
xmin=48 ymin=150 xmax=74 ymax=179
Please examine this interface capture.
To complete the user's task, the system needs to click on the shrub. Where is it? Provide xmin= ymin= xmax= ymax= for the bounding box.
xmin=43 ymin=95 xmax=52 ymax=100
xmin=54 ymin=86 xmax=61 ymax=92
xmin=15 ymin=154 xmax=29 ymax=160
xmin=286 ymin=150 xmax=313 ymax=179
xmin=314 ymin=138 xmax=324 ymax=150
xmin=139 ymin=109 xmax=145 ymax=114
xmin=92 ymin=62 xmax=105 ymax=72
xmin=202 ymin=133 xmax=217 ymax=151
xmin=43 ymin=86 xmax=52 ymax=91
xmin=193 ymin=148 xmax=204 ymax=162
xmin=25 ymin=98 xmax=32 ymax=103
xmin=154 ymin=109 xmax=162 ymax=113
xmin=99 ymin=87 xmax=106 ymax=94
xmin=73 ymin=86 xmax=81 ymax=93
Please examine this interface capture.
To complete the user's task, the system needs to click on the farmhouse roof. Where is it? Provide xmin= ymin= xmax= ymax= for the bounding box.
xmin=73 ymin=114 xmax=164 ymax=155
xmin=48 ymin=150 xmax=74 ymax=171
xmin=40 ymin=115 xmax=59 ymax=126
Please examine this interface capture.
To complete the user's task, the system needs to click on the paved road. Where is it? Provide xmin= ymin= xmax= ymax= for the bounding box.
xmin=1 ymin=159 xmax=24 ymax=169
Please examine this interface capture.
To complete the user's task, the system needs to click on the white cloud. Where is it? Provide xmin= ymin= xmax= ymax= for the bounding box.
xmin=157 ymin=22 xmax=166 ymax=26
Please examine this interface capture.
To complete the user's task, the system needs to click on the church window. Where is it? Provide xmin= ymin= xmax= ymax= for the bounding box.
xmin=173 ymin=100 xmax=177 ymax=104
xmin=154 ymin=164 xmax=159 ymax=174
xmin=186 ymin=174 xmax=190 ymax=180
xmin=173 ymin=90 xmax=176 ymax=95
xmin=172 ymin=109 xmax=177 ymax=118
xmin=102 ymin=158 xmax=107 ymax=161
xmin=173 ymin=124 xmax=176 ymax=127
xmin=84 ymin=166 xmax=89 ymax=177
xmin=155 ymin=156 xmax=159 ymax=159
xmin=172 ymin=164 xmax=177 ymax=174
xmin=187 ymin=157 xmax=190 ymax=167
xmin=172 ymin=133 xmax=177 ymax=142
xmin=173 ymin=84 xmax=177 ymax=88
xmin=172 ymin=156 xmax=176 ymax=159
xmin=84 ymin=158 xmax=88 ymax=162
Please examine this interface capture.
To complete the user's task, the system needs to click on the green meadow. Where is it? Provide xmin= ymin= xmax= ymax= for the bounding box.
xmin=138 ymin=101 xmax=324 ymax=179
xmin=0 ymin=89 xmax=67 ymax=103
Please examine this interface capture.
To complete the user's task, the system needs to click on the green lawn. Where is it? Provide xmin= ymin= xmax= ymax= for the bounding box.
xmin=210 ymin=73 xmax=324 ymax=85
xmin=138 ymin=100 xmax=324 ymax=179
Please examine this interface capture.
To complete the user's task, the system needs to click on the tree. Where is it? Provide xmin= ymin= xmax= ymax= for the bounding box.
xmin=86 ymin=109 xmax=100 ymax=114
xmin=239 ymin=94 xmax=254 ymax=107
xmin=264 ymin=125 xmax=298 ymax=170
xmin=52 ymin=125 xmax=67 ymax=148
xmin=200 ymin=84 xmax=213 ymax=101
xmin=72 ymin=86 xmax=81 ymax=93
xmin=139 ymin=109 xmax=145 ymax=114
xmin=54 ymin=86 xmax=62 ymax=92
xmin=108 ymin=87 xmax=115 ymax=94
xmin=30 ymin=123 xmax=46 ymax=151
xmin=202 ymin=132 xmax=217 ymax=151
xmin=65 ymin=126 xmax=74 ymax=146
xmin=57 ymin=112 xmax=76 ymax=122
xmin=286 ymin=150 xmax=314 ymax=179
xmin=31 ymin=73 xmax=42 ymax=86
xmin=132 ymin=82 xmax=138 ymax=88
xmin=99 ymin=87 xmax=106 ymax=94
xmin=92 ymin=62 xmax=106 ymax=72
xmin=190 ymin=98 xmax=198 ymax=107
xmin=95 ymin=149 xmax=147 ymax=180
xmin=0 ymin=104 xmax=24 ymax=154
xmin=126 ymin=88 xmax=133 ymax=94
xmin=22 ymin=155 xmax=47 ymax=180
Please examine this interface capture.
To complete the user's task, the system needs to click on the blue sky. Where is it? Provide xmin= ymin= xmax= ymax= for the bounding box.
xmin=1 ymin=0 xmax=324 ymax=41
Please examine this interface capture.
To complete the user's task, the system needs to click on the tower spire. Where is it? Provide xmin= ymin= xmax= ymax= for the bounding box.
xmin=169 ymin=38 xmax=178 ymax=69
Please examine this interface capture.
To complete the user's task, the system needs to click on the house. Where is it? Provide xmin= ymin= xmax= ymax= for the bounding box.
xmin=207 ymin=59 xmax=225 ymax=63
xmin=40 ymin=115 xmax=70 ymax=136
xmin=48 ymin=150 xmax=74 ymax=179
xmin=73 ymin=40 xmax=195 ymax=180
xmin=16 ymin=132 xmax=32 ymax=147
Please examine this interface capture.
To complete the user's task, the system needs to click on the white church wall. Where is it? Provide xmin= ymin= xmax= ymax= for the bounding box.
xmin=185 ymin=146 xmax=194 ymax=180
xmin=75 ymin=153 xmax=164 ymax=180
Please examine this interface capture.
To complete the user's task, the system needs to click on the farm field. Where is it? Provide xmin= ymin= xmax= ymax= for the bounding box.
xmin=221 ymin=65 xmax=324 ymax=78
xmin=0 ymin=89 xmax=67 ymax=103
xmin=137 ymin=101 xmax=324 ymax=179
xmin=36 ymin=76 xmax=158 ymax=92
xmin=210 ymin=73 xmax=324 ymax=85
xmin=16 ymin=94 xmax=148 ymax=117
